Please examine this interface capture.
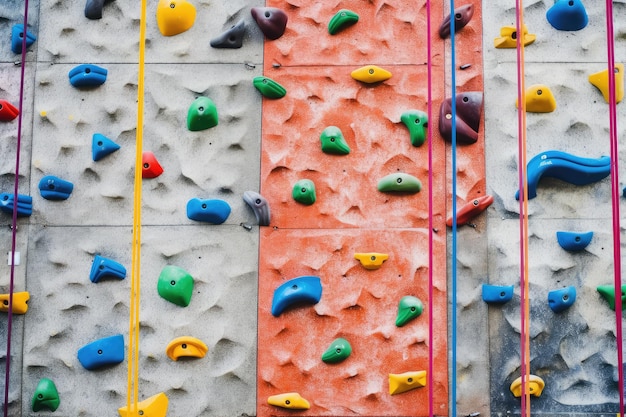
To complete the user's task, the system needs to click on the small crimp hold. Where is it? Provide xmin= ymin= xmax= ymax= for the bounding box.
xmin=395 ymin=296 xmax=424 ymax=326
xmin=447 ymin=195 xmax=493 ymax=227
xmin=210 ymin=20 xmax=246 ymax=49
xmin=322 ymin=337 xmax=352 ymax=363
xmin=267 ymin=393 xmax=310 ymax=410
xmin=90 ymin=254 xmax=126 ymax=283
xmin=546 ymin=0 xmax=588 ymax=31
xmin=510 ymin=375 xmax=545 ymax=397
xmin=156 ymin=0 xmax=196 ymax=36
xmin=439 ymin=4 xmax=474 ymax=38
xmin=292 ymin=179 xmax=316 ymax=205
xmin=142 ymin=151 xmax=164 ymax=178
xmin=494 ymin=24 xmax=536 ymax=48
xmin=516 ymin=84 xmax=556 ymax=113
xmin=77 ymin=334 xmax=125 ymax=370
xmin=251 ymin=7 xmax=288 ymax=40
xmin=11 ymin=24 xmax=37 ymax=54
xmin=482 ymin=284 xmax=514 ymax=304
xmin=589 ymin=63 xmax=624 ymax=104
xmin=0 ymin=291 xmax=30 ymax=314
xmin=351 ymin=65 xmax=392 ymax=84
xmin=328 ymin=9 xmax=359 ymax=35
xmin=84 ymin=0 xmax=111 ymax=20
xmin=68 ymin=64 xmax=108 ymax=88
xmin=389 ymin=370 xmax=427 ymax=395
xmin=556 ymin=231 xmax=593 ymax=251
xmin=243 ymin=191 xmax=270 ymax=226
xmin=118 ymin=392 xmax=169 ymax=417
xmin=187 ymin=96 xmax=218 ymax=131
xmin=597 ymin=284 xmax=626 ymax=310
xmin=0 ymin=192 xmax=32 ymax=217
xmin=38 ymin=175 xmax=74 ymax=201
xmin=157 ymin=265 xmax=194 ymax=307
xmin=320 ymin=126 xmax=350 ymax=155
xmin=271 ymin=276 xmax=322 ymax=317
xmin=92 ymin=133 xmax=121 ymax=161
xmin=253 ymin=76 xmax=286 ymax=99
xmin=377 ymin=173 xmax=422 ymax=194
xmin=548 ymin=286 xmax=577 ymax=313
xmin=439 ymin=92 xmax=483 ymax=144
xmin=401 ymin=110 xmax=428 ymax=147
xmin=186 ymin=198 xmax=231 ymax=224
xmin=32 ymin=378 xmax=60 ymax=412
xmin=0 ymin=100 xmax=19 ymax=122
xmin=166 ymin=336 xmax=208 ymax=361
xmin=354 ymin=253 xmax=389 ymax=270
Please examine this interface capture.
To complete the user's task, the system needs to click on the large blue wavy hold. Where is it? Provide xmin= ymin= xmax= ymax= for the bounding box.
xmin=90 ymin=254 xmax=126 ymax=283
xmin=546 ymin=0 xmax=588 ymax=31
xmin=271 ymin=276 xmax=322 ymax=317
xmin=515 ymin=151 xmax=610 ymax=200
xmin=38 ymin=176 xmax=74 ymax=200
xmin=11 ymin=24 xmax=37 ymax=54
xmin=77 ymin=334 xmax=124 ymax=370
xmin=69 ymin=64 xmax=108 ymax=88
xmin=186 ymin=198 xmax=231 ymax=224
xmin=0 ymin=193 xmax=32 ymax=217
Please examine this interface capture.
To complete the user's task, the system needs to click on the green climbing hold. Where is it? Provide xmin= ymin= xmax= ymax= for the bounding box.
xmin=328 ymin=9 xmax=359 ymax=35
xmin=322 ymin=337 xmax=352 ymax=363
xmin=320 ymin=126 xmax=350 ymax=155
xmin=157 ymin=265 xmax=194 ymax=307
xmin=292 ymin=179 xmax=316 ymax=205
xmin=401 ymin=110 xmax=428 ymax=147
xmin=253 ymin=76 xmax=286 ymax=99
xmin=395 ymin=296 xmax=424 ymax=327
xmin=377 ymin=173 xmax=422 ymax=194
xmin=187 ymin=96 xmax=218 ymax=131
xmin=597 ymin=284 xmax=626 ymax=310
xmin=32 ymin=378 xmax=60 ymax=412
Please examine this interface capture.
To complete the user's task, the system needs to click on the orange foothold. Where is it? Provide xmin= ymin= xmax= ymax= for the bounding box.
xmin=589 ymin=63 xmax=624 ymax=104
xmin=0 ymin=291 xmax=29 ymax=314
xmin=156 ymin=0 xmax=196 ymax=36
xmin=510 ymin=375 xmax=545 ymax=397
xmin=447 ymin=194 xmax=494 ymax=227
xmin=494 ymin=24 xmax=536 ymax=48
xmin=351 ymin=65 xmax=392 ymax=84
xmin=142 ymin=152 xmax=164 ymax=179
xmin=0 ymin=100 xmax=19 ymax=122
xmin=516 ymin=84 xmax=556 ymax=113
xmin=118 ymin=392 xmax=168 ymax=417
xmin=354 ymin=253 xmax=389 ymax=270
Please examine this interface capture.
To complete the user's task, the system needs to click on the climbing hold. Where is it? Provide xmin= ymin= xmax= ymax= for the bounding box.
xmin=438 ymin=4 xmax=474 ymax=38
xmin=447 ymin=194 xmax=493 ymax=227
xmin=439 ymin=91 xmax=483 ymax=144
xmin=0 ymin=193 xmax=32 ymax=217
xmin=389 ymin=370 xmax=427 ymax=395
xmin=271 ymin=276 xmax=322 ymax=317
xmin=38 ymin=175 xmax=74 ymax=201
xmin=0 ymin=100 xmax=19 ymax=122
xmin=292 ymin=179 xmax=316 ymax=205
xmin=186 ymin=198 xmax=231 ymax=224
xmin=320 ymin=126 xmax=350 ymax=155
xmin=516 ymin=84 xmax=556 ymax=113
xmin=118 ymin=392 xmax=169 ymax=417
xmin=142 ymin=152 xmax=164 ymax=179
xmin=377 ymin=173 xmax=422 ymax=194
xmin=589 ymin=64 xmax=624 ymax=104
xmin=351 ymin=65 xmax=392 ymax=84
xmin=11 ymin=24 xmax=37 ymax=54
xmin=68 ymin=64 xmax=108 ymax=88
xmin=187 ymin=96 xmax=218 ymax=131
xmin=328 ymin=9 xmax=359 ymax=35
xmin=395 ymin=296 xmax=424 ymax=327
xmin=77 ymin=334 xmax=124 ymax=370
xmin=210 ymin=20 xmax=246 ymax=49
xmin=0 ymin=291 xmax=30 ymax=314
xmin=251 ymin=7 xmax=288 ymax=40
xmin=156 ymin=0 xmax=196 ymax=36
xmin=510 ymin=375 xmax=545 ymax=397
xmin=482 ymin=284 xmax=514 ymax=304
xmin=84 ymin=0 xmax=107 ymax=19
xmin=546 ymin=0 xmax=588 ymax=31
xmin=548 ymin=286 xmax=577 ymax=313
xmin=515 ymin=151 xmax=610 ymax=200
xmin=267 ymin=393 xmax=310 ymax=410
xmin=556 ymin=231 xmax=593 ymax=251
xmin=494 ymin=24 xmax=536 ymax=48
xmin=354 ymin=253 xmax=389 ymax=270
xmin=157 ymin=265 xmax=194 ymax=307
xmin=401 ymin=110 xmax=428 ymax=147
xmin=253 ymin=76 xmax=286 ymax=99
xmin=597 ymin=284 xmax=626 ymax=310
xmin=166 ymin=336 xmax=208 ymax=361
xmin=32 ymin=378 xmax=60 ymax=412
xmin=92 ymin=133 xmax=121 ymax=161
xmin=90 ymin=254 xmax=126 ymax=283
xmin=243 ymin=191 xmax=270 ymax=226
xmin=322 ymin=338 xmax=352 ymax=363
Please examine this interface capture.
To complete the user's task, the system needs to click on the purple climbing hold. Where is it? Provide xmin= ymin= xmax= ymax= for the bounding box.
xmin=251 ymin=7 xmax=288 ymax=40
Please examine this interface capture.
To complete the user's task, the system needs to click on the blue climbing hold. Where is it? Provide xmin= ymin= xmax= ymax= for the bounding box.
xmin=271 ymin=276 xmax=322 ymax=317
xmin=556 ymin=231 xmax=593 ymax=251
xmin=77 ymin=334 xmax=124 ymax=370
xmin=548 ymin=286 xmax=577 ymax=313
xmin=11 ymin=24 xmax=37 ymax=54
xmin=515 ymin=151 xmax=610 ymax=200
xmin=90 ymin=255 xmax=126 ymax=283
xmin=186 ymin=198 xmax=231 ymax=224
xmin=92 ymin=133 xmax=121 ymax=161
xmin=69 ymin=64 xmax=108 ymax=88
xmin=0 ymin=193 xmax=32 ymax=217
xmin=546 ymin=0 xmax=588 ymax=31
xmin=38 ymin=176 xmax=74 ymax=200
xmin=482 ymin=284 xmax=514 ymax=304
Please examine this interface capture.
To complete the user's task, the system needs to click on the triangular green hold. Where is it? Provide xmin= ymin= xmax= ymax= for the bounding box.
xmin=158 ymin=265 xmax=194 ymax=307
xmin=596 ymin=284 xmax=626 ymax=310
xmin=32 ymin=378 xmax=60 ymax=412
xmin=187 ymin=97 xmax=218 ymax=131
xmin=92 ymin=133 xmax=121 ymax=161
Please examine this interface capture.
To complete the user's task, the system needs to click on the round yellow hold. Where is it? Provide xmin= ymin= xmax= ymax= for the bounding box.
xmin=515 ymin=84 xmax=556 ymax=113
xmin=351 ymin=65 xmax=392 ymax=84
xmin=156 ymin=0 xmax=197 ymax=36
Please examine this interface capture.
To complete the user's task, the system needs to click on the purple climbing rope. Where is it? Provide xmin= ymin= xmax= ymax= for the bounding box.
xmin=3 ymin=0 xmax=30 ymax=415
xmin=426 ymin=0 xmax=434 ymax=415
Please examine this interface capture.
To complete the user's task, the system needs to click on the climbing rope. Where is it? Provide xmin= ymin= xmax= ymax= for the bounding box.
xmin=426 ymin=0 xmax=434 ymax=415
xmin=3 ymin=0 xmax=30 ymax=414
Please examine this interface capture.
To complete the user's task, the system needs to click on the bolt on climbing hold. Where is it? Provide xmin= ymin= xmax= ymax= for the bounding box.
xmin=267 ymin=393 xmax=310 ymax=410
xmin=77 ymin=334 xmax=125 ymax=370
xmin=377 ymin=173 xmax=422 ymax=194
xmin=292 ymin=179 xmax=316 ymax=205
xmin=11 ymin=24 xmax=36 ymax=54
xmin=328 ymin=9 xmax=359 ymax=35
xmin=89 ymin=254 xmax=126 ymax=283
xmin=389 ymin=370 xmax=427 ymax=395
xmin=396 ymin=296 xmax=423 ymax=326
xmin=271 ymin=276 xmax=322 ymax=317
xmin=187 ymin=96 xmax=218 ymax=131
xmin=156 ymin=0 xmax=196 ymax=36
xmin=118 ymin=392 xmax=169 ymax=417
xmin=0 ymin=192 xmax=32 ymax=217
xmin=320 ymin=126 xmax=350 ymax=155
xmin=166 ymin=336 xmax=208 ymax=361
xmin=68 ymin=64 xmax=108 ymax=88
xmin=0 ymin=291 xmax=30 ymax=314
xmin=482 ymin=284 xmax=514 ymax=304
xmin=548 ymin=286 xmax=577 ymax=313
xmin=351 ymin=65 xmax=392 ymax=84
xmin=447 ymin=194 xmax=493 ymax=227
xmin=32 ymin=378 xmax=60 ymax=412
xmin=597 ymin=285 xmax=626 ymax=311
xmin=157 ymin=265 xmax=194 ymax=307
xmin=556 ymin=231 xmax=593 ymax=251
xmin=243 ymin=191 xmax=270 ymax=226
xmin=354 ymin=252 xmax=389 ymax=270
xmin=253 ymin=76 xmax=286 ymax=99
xmin=516 ymin=84 xmax=556 ymax=113
xmin=92 ymin=133 xmax=121 ymax=161
xmin=510 ymin=374 xmax=545 ymax=397
xmin=321 ymin=337 xmax=352 ymax=363
xmin=251 ymin=7 xmax=288 ymax=40
xmin=400 ymin=110 xmax=428 ymax=147
xmin=546 ymin=0 xmax=588 ymax=31
xmin=38 ymin=175 xmax=74 ymax=201
xmin=210 ymin=20 xmax=246 ymax=49
xmin=186 ymin=198 xmax=231 ymax=224
xmin=439 ymin=4 xmax=474 ymax=38
xmin=439 ymin=92 xmax=483 ymax=144
xmin=494 ymin=24 xmax=536 ymax=48
xmin=142 ymin=151 xmax=164 ymax=178
xmin=589 ymin=63 xmax=624 ymax=104
xmin=0 ymin=99 xmax=19 ymax=122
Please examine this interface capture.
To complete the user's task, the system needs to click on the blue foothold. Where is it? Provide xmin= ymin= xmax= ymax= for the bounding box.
xmin=38 ymin=176 xmax=74 ymax=200
xmin=77 ymin=334 xmax=124 ymax=370
xmin=0 ymin=193 xmax=32 ymax=217
xmin=548 ymin=286 xmax=577 ymax=313
xmin=186 ymin=198 xmax=231 ymax=224
xmin=271 ymin=276 xmax=323 ymax=317
xmin=92 ymin=133 xmax=121 ymax=161
xmin=69 ymin=64 xmax=108 ymax=88
xmin=546 ymin=0 xmax=588 ymax=31
xmin=556 ymin=231 xmax=593 ymax=251
xmin=90 ymin=254 xmax=126 ymax=283
xmin=11 ymin=24 xmax=37 ymax=54
xmin=482 ymin=284 xmax=514 ymax=304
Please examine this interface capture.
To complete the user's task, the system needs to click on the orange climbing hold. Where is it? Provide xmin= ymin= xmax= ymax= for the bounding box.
xmin=354 ymin=252 xmax=389 ymax=270
xmin=156 ymin=0 xmax=196 ymax=36
xmin=510 ymin=374 xmax=545 ymax=397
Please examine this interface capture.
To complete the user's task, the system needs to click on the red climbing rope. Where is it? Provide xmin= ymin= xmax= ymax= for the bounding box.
xmin=426 ymin=0 xmax=434 ymax=415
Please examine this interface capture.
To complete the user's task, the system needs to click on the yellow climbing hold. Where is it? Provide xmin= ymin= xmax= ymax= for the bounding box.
xmin=118 ymin=392 xmax=168 ymax=417
xmin=267 ymin=392 xmax=310 ymax=410
xmin=156 ymin=0 xmax=196 ymax=36
xmin=510 ymin=374 xmax=545 ymax=397
xmin=0 ymin=291 xmax=29 ymax=314
xmin=516 ymin=84 xmax=556 ymax=113
xmin=354 ymin=253 xmax=389 ymax=270
xmin=351 ymin=65 xmax=392 ymax=84
xmin=589 ymin=63 xmax=624 ymax=104
xmin=389 ymin=370 xmax=427 ymax=395
xmin=494 ymin=24 xmax=536 ymax=48
xmin=165 ymin=336 xmax=208 ymax=361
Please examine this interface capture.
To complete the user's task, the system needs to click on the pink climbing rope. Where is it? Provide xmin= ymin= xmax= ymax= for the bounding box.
xmin=3 ymin=0 xmax=30 ymax=415
xmin=426 ymin=0 xmax=434 ymax=415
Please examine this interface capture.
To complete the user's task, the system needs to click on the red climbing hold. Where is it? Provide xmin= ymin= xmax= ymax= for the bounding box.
xmin=0 ymin=100 xmax=19 ymax=122
xmin=142 ymin=152 xmax=164 ymax=179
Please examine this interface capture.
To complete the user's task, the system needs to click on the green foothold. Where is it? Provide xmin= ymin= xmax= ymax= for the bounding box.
xmin=157 ymin=265 xmax=194 ymax=307
xmin=322 ymin=337 xmax=352 ymax=363
xmin=320 ymin=126 xmax=350 ymax=155
xmin=401 ymin=110 xmax=428 ymax=147
xmin=597 ymin=284 xmax=626 ymax=310
xmin=253 ymin=76 xmax=286 ymax=99
xmin=292 ymin=179 xmax=316 ymax=205
xmin=396 ymin=296 xmax=424 ymax=327
xmin=32 ymin=378 xmax=60 ymax=412
xmin=377 ymin=173 xmax=422 ymax=194
xmin=328 ymin=9 xmax=359 ymax=35
xmin=187 ymin=96 xmax=218 ymax=131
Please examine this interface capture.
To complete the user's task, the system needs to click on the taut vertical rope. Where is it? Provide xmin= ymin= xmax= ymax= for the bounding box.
xmin=426 ymin=0 xmax=434 ymax=414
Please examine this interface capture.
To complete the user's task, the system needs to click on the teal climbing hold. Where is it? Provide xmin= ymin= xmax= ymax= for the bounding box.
xmin=32 ymin=378 xmax=60 ymax=412
xmin=401 ymin=110 xmax=428 ymax=147
xmin=377 ymin=173 xmax=422 ymax=194
xmin=395 ymin=296 xmax=423 ymax=326
xmin=92 ymin=133 xmax=120 ymax=161
xmin=157 ymin=265 xmax=194 ymax=307
xmin=597 ymin=285 xmax=626 ymax=310
xmin=90 ymin=254 xmax=126 ymax=283
xmin=11 ymin=24 xmax=37 ymax=54
xmin=482 ymin=284 xmax=514 ymax=304
xmin=321 ymin=338 xmax=352 ymax=363
xmin=271 ymin=276 xmax=322 ymax=316
xmin=77 ymin=334 xmax=125 ymax=370
xmin=38 ymin=175 xmax=74 ymax=201
xmin=292 ymin=179 xmax=316 ymax=205
xmin=187 ymin=97 xmax=218 ymax=131
xmin=186 ymin=198 xmax=231 ymax=224
xmin=320 ymin=126 xmax=350 ymax=155
xmin=0 ymin=193 xmax=32 ymax=217
xmin=253 ymin=76 xmax=286 ymax=99
xmin=546 ymin=0 xmax=588 ymax=31
xmin=556 ymin=231 xmax=593 ymax=251
xmin=68 ymin=64 xmax=108 ymax=88
xmin=548 ymin=286 xmax=576 ymax=313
